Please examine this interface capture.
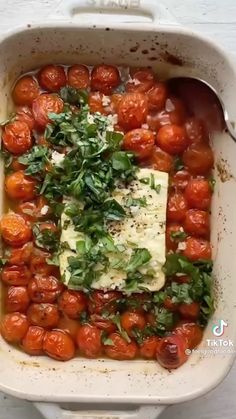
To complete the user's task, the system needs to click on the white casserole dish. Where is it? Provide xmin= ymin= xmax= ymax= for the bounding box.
xmin=0 ymin=1 xmax=236 ymax=418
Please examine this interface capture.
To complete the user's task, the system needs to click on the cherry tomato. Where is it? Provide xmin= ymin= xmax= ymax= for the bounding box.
xmin=10 ymin=158 xmax=26 ymax=172
xmin=15 ymin=106 xmax=36 ymax=131
xmin=38 ymin=65 xmax=67 ymax=92
xmin=91 ymin=65 xmax=120 ymax=94
xmin=58 ymin=290 xmax=87 ymax=319
xmin=103 ymin=93 xmax=123 ymax=115
xmin=5 ymin=170 xmax=37 ymax=202
xmin=184 ymin=209 xmax=210 ymax=238
xmin=27 ymin=303 xmax=60 ymax=328
xmin=156 ymin=334 xmax=188 ymax=369
xmin=139 ymin=336 xmax=160 ymax=359
xmin=12 ymin=76 xmax=40 ymax=106
xmin=43 ymin=330 xmax=75 ymax=361
xmin=0 ymin=312 xmax=29 ymax=343
xmin=166 ymin=224 xmax=185 ymax=251
xmin=171 ymin=169 xmax=191 ymax=191
xmin=0 ymin=213 xmax=32 ymax=247
xmin=163 ymin=297 xmax=179 ymax=311
xmin=5 ymin=286 xmax=30 ymax=313
xmin=1 ymin=265 xmax=31 ymax=286
xmin=7 ymin=242 xmax=33 ymax=266
xmin=156 ymin=124 xmax=189 ymax=155
xmin=118 ymin=93 xmax=148 ymax=130
xmin=165 ymin=97 xmax=186 ymax=122
xmin=183 ymin=237 xmax=212 ymax=261
xmin=88 ymin=290 xmax=121 ymax=315
xmin=147 ymin=97 xmax=186 ymax=132
xmin=28 ymin=275 xmax=63 ymax=303
xmin=179 ymin=302 xmax=200 ymax=321
xmin=185 ymin=179 xmax=212 ymax=210
xmin=104 ymin=333 xmax=137 ymax=360
xmin=16 ymin=201 xmax=38 ymax=222
xmin=147 ymin=82 xmax=168 ymax=111
xmin=88 ymin=92 xmax=105 ymax=114
xmin=32 ymin=93 xmax=64 ymax=129
xmin=120 ymin=311 xmax=146 ymax=337
xmin=174 ymin=275 xmax=190 ymax=284
xmin=57 ymin=316 xmax=80 ymax=342
xmin=167 ymin=192 xmax=188 ymax=222
xmin=68 ymin=65 xmax=90 ymax=89
xmin=126 ymin=68 xmax=154 ymax=93
xmin=146 ymin=312 xmax=156 ymax=326
xmin=149 ymin=146 xmax=173 ymax=173
xmin=184 ymin=117 xmax=208 ymax=144
xmin=2 ymin=121 xmax=32 ymax=155
xmin=30 ymin=248 xmax=58 ymax=276
xmin=90 ymin=314 xmax=116 ymax=334
xmin=22 ymin=325 xmax=46 ymax=355
xmin=183 ymin=143 xmax=214 ymax=175
xmin=174 ymin=321 xmax=203 ymax=349
xmin=76 ymin=324 xmax=102 ymax=358
xmin=123 ymin=129 xmax=155 ymax=160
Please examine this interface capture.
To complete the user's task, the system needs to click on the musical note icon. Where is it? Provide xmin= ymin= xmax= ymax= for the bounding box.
xmin=212 ymin=320 xmax=228 ymax=337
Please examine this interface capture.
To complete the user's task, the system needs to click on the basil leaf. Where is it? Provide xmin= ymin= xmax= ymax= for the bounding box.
xmin=102 ymin=199 xmax=126 ymax=221
xmin=111 ymin=151 xmax=133 ymax=171
xmin=126 ymin=248 xmax=151 ymax=273
xmin=60 ymin=86 xmax=88 ymax=105
xmin=170 ymin=230 xmax=188 ymax=241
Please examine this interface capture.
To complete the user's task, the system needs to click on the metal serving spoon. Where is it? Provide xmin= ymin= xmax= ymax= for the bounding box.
xmin=167 ymin=76 xmax=236 ymax=142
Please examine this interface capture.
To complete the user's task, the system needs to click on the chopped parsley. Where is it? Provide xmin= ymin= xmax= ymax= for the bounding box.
xmin=150 ymin=173 xmax=161 ymax=194
xmin=170 ymin=230 xmax=188 ymax=241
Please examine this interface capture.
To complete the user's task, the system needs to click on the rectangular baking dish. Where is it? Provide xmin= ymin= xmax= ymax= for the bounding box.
xmin=0 ymin=1 xmax=236 ymax=418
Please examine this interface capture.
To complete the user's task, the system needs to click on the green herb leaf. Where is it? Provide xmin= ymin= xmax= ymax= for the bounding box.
xmin=111 ymin=314 xmax=131 ymax=343
xmin=126 ymin=248 xmax=151 ymax=273
xmin=18 ymin=146 xmax=50 ymax=177
xmin=60 ymin=86 xmax=88 ymax=105
xmin=150 ymin=173 xmax=161 ymax=194
xmin=33 ymin=223 xmax=59 ymax=252
xmin=174 ymin=156 xmax=184 ymax=171
xmin=208 ymin=176 xmax=216 ymax=192
xmin=170 ymin=230 xmax=188 ymax=241
xmin=125 ymin=196 xmax=147 ymax=208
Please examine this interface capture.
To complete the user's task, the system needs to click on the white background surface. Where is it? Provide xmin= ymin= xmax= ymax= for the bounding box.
xmin=0 ymin=1 xmax=236 ymax=418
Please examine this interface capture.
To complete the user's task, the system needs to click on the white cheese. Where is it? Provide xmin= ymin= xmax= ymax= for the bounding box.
xmin=59 ymin=168 xmax=168 ymax=293
xmin=51 ymin=151 xmax=65 ymax=166
xmin=40 ymin=205 xmax=49 ymax=215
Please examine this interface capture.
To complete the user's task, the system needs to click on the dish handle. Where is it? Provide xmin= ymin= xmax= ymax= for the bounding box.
xmin=54 ymin=0 xmax=179 ymax=26
xmin=34 ymin=402 xmax=166 ymax=419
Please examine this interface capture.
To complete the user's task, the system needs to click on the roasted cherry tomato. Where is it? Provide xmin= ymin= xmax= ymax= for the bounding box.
xmin=0 ymin=213 xmax=32 ymax=247
xmin=156 ymin=334 xmax=188 ymax=369
xmin=183 ymin=143 xmax=214 ymax=175
xmin=88 ymin=290 xmax=121 ymax=315
xmin=68 ymin=64 xmax=90 ymax=89
xmin=16 ymin=201 xmax=38 ymax=222
xmin=149 ymin=146 xmax=173 ymax=173
xmin=90 ymin=314 xmax=116 ymax=334
xmin=146 ymin=312 xmax=156 ymax=326
xmin=126 ymin=68 xmax=155 ymax=93
xmin=156 ymin=124 xmax=189 ymax=155
xmin=147 ymin=82 xmax=167 ymax=111
xmin=183 ymin=237 xmax=212 ymax=261
xmin=184 ymin=117 xmax=208 ymax=144
xmin=38 ymin=65 xmax=67 ymax=92
xmin=58 ymin=290 xmax=87 ymax=319
xmin=43 ymin=330 xmax=75 ymax=361
xmin=88 ymin=92 xmax=104 ymax=114
xmin=0 ymin=312 xmax=29 ymax=343
xmin=12 ymin=76 xmax=40 ymax=106
xmin=57 ymin=316 xmax=80 ymax=342
xmin=184 ymin=209 xmax=210 ymax=238
xmin=174 ymin=275 xmax=190 ymax=284
xmin=120 ymin=311 xmax=146 ymax=337
xmin=28 ymin=275 xmax=63 ymax=303
xmin=118 ymin=93 xmax=148 ymax=130
xmin=171 ymin=169 xmax=191 ymax=191
xmin=30 ymin=248 xmax=57 ymax=276
xmin=163 ymin=297 xmax=179 ymax=311
xmin=5 ymin=170 xmax=37 ymax=201
xmin=105 ymin=93 xmax=123 ymax=115
xmin=10 ymin=158 xmax=26 ymax=172
xmin=7 ymin=242 xmax=33 ymax=266
xmin=167 ymin=192 xmax=188 ymax=222
xmin=123 ymin=128 xmax=155 ymax=160
xmin=1 ymin=265 xmax=32 ymax=286
xmin=178 ymin=302 xmax=200 ymax=321
xmin=15 ymin=106 xmax=36 ymax=131
xmin=32 ymin=93 xmax=64 ymax=129
xmin=2 ymin=121 xmax=32 ymax=155
xmin=27 ymin=303 xmax=60 ymax=328
xmin=139 ymin=336 xmax=160 ymax=359
xmin=5 ymin=286 xmax=30 ymax=313
xmin=185 ymin=179 xmax=212 ymax=210
xmin=174 ymin=321 xmax=203 ymax=349
xmin=76 ymin=324 xmax=102 ymax=358
xmin=91 ymin=65 xmax=120 ymax=94
xmin=166 ymin=224 xmax=186 ymax=252
xmin=104 ymin=333 xmax=137 ymax=360
xmin=22 ymin=325 xmax=46 ymax=355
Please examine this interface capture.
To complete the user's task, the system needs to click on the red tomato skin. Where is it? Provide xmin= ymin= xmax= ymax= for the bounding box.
xmin=12 ymin=76 xmax=40 ymax=106
xmin=15 ymin=106 xmax=36 ymax=131
xmin=147 ymin=82 xmax=168 ymax=111
xmin=38 ymin=65 xmax=67 ymax=92
xmin=5 ymin=286 xmax=30 ymax=313
xmin=28 ymin=275 xmax=64 ymax=303
xmin=22 ymin=325 xmax=46 ymax=355
xmin=184 ymin=209 xmax=210 ymax=238
xmin=184 ymin=117 xmax=208 ymax=144
xmin=139 ymin=336 xmax=160 ymax=359
xmin=90 ymin=314 xmax=116 ymax=334
xmin=0 ymin=213 xmax=32 ymax=247
xmin=156 ymin=124 xmax=189 ymax=155
xmin=178 ymin=302 xmax=200 ymax=321
xmin=68 ymin=65 xmax=90 ymax=89
xmin=185 ymin=179 xmax=212 ymax=210
xmin=1 ymin=265 xmax=32 ymax=286
xmin=126 ymin=69 xmax=155 ymax=93
xmin=167 ymin=192 xmax=188 ymax=222
xmin=27 ymin=303 xmax=60 ymax=329
xmin=123 ymin=128 xmax=155 ymax=160
xmin=118 ymin=93 xmax=148 ymax=130
xmin=104 ymin=333 xmax=138 ymax=360
xmin=149 ymin=146 xmax=173 ymax=173
xmin=58 ymin=290 xmax=88 ymax=319
xmin=120 ymin=311 xmax=146 ymax=337
xmin=163 ymin=297 xmax=179 ymax=312
xmin=76 ymin=324 xmax=102 ymax=358
xmin=91 ymin=65 xmax=120 ymax=94
xmin=30 ymin=248 xmax=58 ymax=276
xmin=171 ymin=170 xmax=191 ymax=191
xmin=88 ymin=290 xmax=121 ymax=315
xmin=57 ymin=316 xmax=80 ymax=342
xmin=156 ymin=334 xmax=188 ymax=369
xmin=183 ymin=143 xmax=214 ymax=175
xmin=183 ymin=237 xmax=212 ymax=261
xmin=0 ymin=312 xmax=29 ymax=343
xmin=5 ymin=170 xmax=37 ymax=201
xmin=32 ymin=93 xmax=64 ymax=129
xmin=174 ymin=321 xmax=203 ymax=349
xmin=43 ymin=330 xmax=75 ymax=361
xmin=2 ymin=121 xmax=32 ymax=155
xmin=166 ymin=224 xmax=185 ymax=252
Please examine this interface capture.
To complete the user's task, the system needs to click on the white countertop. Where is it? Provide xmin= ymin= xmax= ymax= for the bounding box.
xmin=0 ymin=1 xmax=236 ymax=418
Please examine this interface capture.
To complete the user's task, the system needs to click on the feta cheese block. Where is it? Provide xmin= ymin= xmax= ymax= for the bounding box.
xmin=59 ymin=168 xmax=168 ymax=293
